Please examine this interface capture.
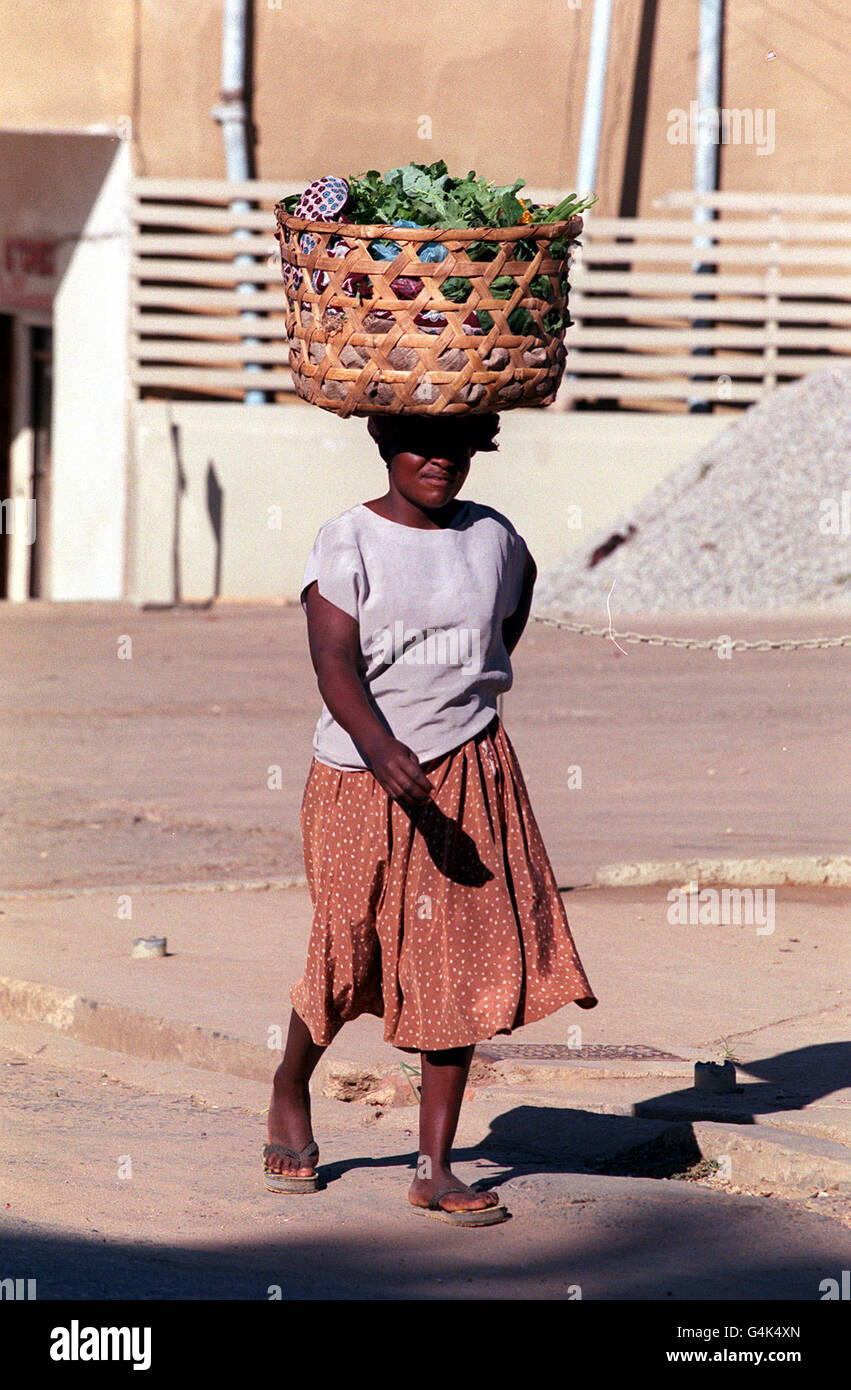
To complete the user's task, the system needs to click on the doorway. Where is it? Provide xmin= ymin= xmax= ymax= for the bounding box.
xmin=0 ymin=314 xmax=10 ymax=596
xmin=29 ymin=324 xmax=53 ymax=597
xmin=0 ymin=316 xmax=53 ymax=599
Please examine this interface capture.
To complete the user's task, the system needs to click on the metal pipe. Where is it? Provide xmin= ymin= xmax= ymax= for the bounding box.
xmin=689 ymin=0 xmax=724 ymax=411
xmin=212 ymin=0 xmax=266 ymax=404
xmin=575 ymin=0 xmax=614 ymax=198
xmin=563 ymin=0 xmax=612 ymax=405
xmin=694 ymin=0 xmax=723 ymax=234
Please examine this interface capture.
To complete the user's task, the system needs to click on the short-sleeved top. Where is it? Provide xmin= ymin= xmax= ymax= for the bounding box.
xmin=299 ymin=499 xmax=533 ymax=770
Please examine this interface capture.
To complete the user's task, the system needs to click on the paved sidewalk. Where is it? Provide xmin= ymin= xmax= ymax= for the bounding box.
xmin=3 ymin=1031 xmax=848 ymax=1300
xmin=1 ymin=601 xmax=849 ymax=1265
xmin=1 ymin=882 xmax=848 ymax=1198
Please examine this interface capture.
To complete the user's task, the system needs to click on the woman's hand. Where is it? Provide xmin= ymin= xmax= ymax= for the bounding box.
xmin=362 ymin=731 xmax=434 ymax=807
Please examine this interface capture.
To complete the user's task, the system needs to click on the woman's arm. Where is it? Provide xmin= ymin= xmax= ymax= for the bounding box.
xmin=303 ymin=582 xmax=434 ymax=805
xmin=502 ymin=552 xmax=537 ymax=656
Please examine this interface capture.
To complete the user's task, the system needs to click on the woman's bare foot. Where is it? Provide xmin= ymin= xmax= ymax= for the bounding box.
xmin=264 ymin=1011 xmax=327 ymax=1177
xmin=265 ymin=1072 xmax=316 ymax=1177
xmin=408 ymin=1164 xmax=502 ymax=1214
xmin=409 ymin=1044 xmax=502 ymax=1213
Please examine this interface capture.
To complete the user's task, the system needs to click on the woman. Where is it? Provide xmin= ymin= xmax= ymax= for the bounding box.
xmin=263 ymin=411 xmax=597 ymax=1226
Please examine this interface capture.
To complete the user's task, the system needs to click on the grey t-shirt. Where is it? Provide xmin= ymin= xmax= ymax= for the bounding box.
xmin=300 ymin=499 xmax=532 ymax=770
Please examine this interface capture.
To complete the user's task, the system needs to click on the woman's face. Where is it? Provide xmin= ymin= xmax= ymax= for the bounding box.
xmin=387 ymin=429 xmax=472 ymax=509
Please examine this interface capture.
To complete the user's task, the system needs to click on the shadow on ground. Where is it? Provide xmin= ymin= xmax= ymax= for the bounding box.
xmin=0 ymin=1188 xmax=844 ymax=1300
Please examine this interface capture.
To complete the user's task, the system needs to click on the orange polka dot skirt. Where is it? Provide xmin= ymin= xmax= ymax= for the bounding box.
xmin=290 ymin=714 xmax=598 ymax=1053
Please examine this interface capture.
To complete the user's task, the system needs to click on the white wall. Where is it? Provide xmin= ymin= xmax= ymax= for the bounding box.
xmin=128 ymin=401 xmax=728 ymax=604
xmin=0 ymin=131 xmax=131 ymax=599
xmin=51 ymin=138 xmax=130 ymax=598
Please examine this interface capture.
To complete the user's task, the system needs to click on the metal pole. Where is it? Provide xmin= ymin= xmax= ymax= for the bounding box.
xmin=575 ymin=0 xmax=614 ymax=198
xmin=565 ymin=0 xmax=613 ymax=407
xmin=689 ymin=0 xmax=723 ymax=412
xmin=212 ymin=0 xmax=266 ymax=404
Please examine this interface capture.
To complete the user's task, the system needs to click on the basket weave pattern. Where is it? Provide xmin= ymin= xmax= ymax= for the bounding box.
xmin=274 ymin=211 xmax=583 ymax=417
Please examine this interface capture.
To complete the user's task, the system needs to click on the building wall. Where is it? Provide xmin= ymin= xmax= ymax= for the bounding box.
xmin=0 ymin=132 xmax=131 ymax=599
xmin=0 ymin=1 xmax=134 ymax=133
xmin=128 ymin=401 xmax=727 ymax=604
xmin=51 ymin=140 xmax=131 ymax=600
xmin=1 ymin=1 xmax=848 ymax=207
xmin=3 ymin=2 xmax=846 ymax=600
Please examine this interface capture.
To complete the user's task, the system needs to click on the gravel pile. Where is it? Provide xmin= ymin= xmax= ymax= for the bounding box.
xmin=533 ymin=366 xmax=851 ymax=616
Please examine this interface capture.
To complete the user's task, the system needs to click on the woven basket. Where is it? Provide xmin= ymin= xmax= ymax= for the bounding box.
xmin=273 ymin=209 xmax=582 ymax=417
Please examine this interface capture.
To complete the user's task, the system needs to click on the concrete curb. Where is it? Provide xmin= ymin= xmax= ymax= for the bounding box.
xmin=0 ymin=976 xmax=275 ymax=1084
xmin=4 ymin=971 xmax=850 ymax=1199
xmin=0 ymin=875 xmax=309 ymax=901
xmin=0 ymin=974 xmax=694 ymax=1092
xmin=6 ymin=859 xmax=850 ymax=899
xmin=661 ymin=1120 xmax=851 ymax=1197
xmin=595 ymin=855 xmax=851 ymax=888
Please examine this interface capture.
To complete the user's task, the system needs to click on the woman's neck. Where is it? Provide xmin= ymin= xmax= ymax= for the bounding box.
xmin=362 ymin=493 xmax=465 ymax=530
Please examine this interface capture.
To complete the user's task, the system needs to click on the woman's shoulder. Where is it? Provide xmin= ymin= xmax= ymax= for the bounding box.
xmin=310 ymin=504 xmax=365 ymax=545
xmin=463 ymin=499 xmax=522 ymax=541
xmin=318 ymin=502 xmax=365 ymax=527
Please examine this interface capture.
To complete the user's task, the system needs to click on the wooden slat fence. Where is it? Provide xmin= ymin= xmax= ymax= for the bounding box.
xmin=130 ymin=181 xmax=851 ymax=407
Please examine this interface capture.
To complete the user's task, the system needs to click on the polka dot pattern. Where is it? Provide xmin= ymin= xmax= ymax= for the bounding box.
xmin=290 ymin=714 xmax=598 ymax=1054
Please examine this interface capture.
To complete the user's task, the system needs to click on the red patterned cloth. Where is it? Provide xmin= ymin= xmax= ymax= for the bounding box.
xmin=291 ymin=716 xmax=598 ymax=1053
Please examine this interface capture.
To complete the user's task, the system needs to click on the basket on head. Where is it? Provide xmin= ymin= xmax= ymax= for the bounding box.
xmin=273 ymin=209 xmax=583 ymax=417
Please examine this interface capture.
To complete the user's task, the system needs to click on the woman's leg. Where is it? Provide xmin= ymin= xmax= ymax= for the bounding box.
xmin=265 ymin=1008 xmax=328 ymax=1176
xmin=408 ymin=1044 xmax=501 ymax=1213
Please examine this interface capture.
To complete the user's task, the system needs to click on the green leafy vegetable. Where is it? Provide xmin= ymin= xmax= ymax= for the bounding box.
xmin=285 ymin=160 xmax=596 ymax=230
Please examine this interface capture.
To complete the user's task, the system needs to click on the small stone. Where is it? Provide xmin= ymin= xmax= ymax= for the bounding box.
xmin=362 ymin=311 xmax=393 ymax=334
xmin=523 ymin=345 xmax=549 ymax=369
xmin=365 ymin=381 xmax=396 ymax=407
xmin=339 ymin=343 xmax=368 ymax=368
xmin=363 ymin=1084 xmax=397 ymax=1107
xmin=387 ymin=344 xmax=418 ymax=371
xmin=436 ymin=348 xmax=468 ymax=372
xmin=694 ymin=1060 xmax=737 ymax=1093
xmin=411 ymin=379 xmax=439 ymax=405
xmin=131 ymin=936 xmax=167 ymax=959
xmin=497 ymin=381 xmax=524 ymax=402
xmin=458 ymin=382 xmax=486 ymax=406
xmin=482 ymin=346 xmax=510 ymax=371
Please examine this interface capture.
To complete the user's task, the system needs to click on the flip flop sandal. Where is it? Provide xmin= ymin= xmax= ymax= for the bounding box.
xmin=411 ymin=1185 xmax=510 ymax=1227
xmin=262 ymin=1140 xmax=321 ymax=1194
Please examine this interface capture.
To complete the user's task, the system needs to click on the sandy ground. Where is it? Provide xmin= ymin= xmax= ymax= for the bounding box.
xmin=2 ymin=1029 xmax=849 ymax=1301
xmin=1 ymin=602 xmax=849 ymax=891
xmin=1 ymin=601 xmax=848 ymax=1305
